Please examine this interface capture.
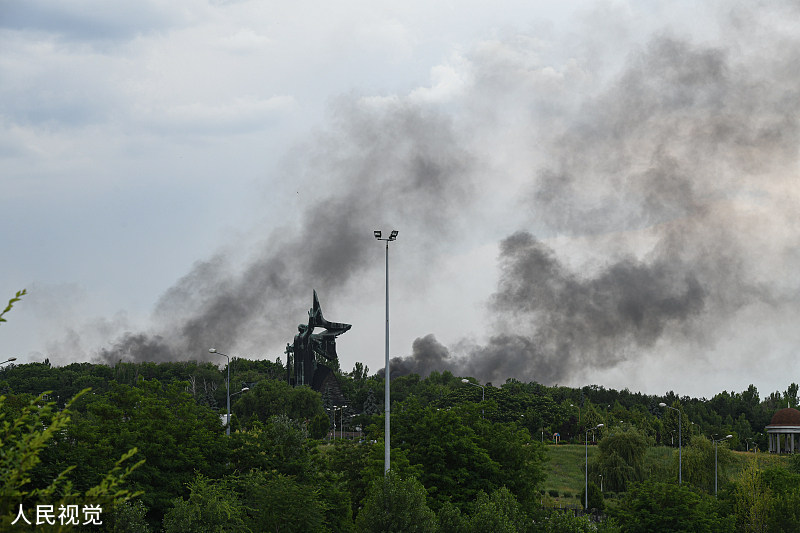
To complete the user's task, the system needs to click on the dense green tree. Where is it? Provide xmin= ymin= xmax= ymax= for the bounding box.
xmin=32 ymin=379 xmax=228 ymax=524
xmin=233 ymin=470 xmax=330 ymax=533
xmin=471 ymin=416 xmax=548 ymax=507
xmin=105 ymin=500 xmax=152 ymax=533
xmin=532 ymin=511 xmax=619 ymax=533
xmin=613 ymin=479 xmax=734 ymax=533
xmin=437 ymin=501 xmax=468 ymax=533
xmin=730 ymin=460 xmax=770 ymax=533
xmin=0 ymin=391 xmax=142 ymax=532
xmin=227 ymin=414 xmax=317 ymax=480
xmin=681 ymin=435 xmax=735 ymax=493
xmin=366 ymin=397 xmax=548 ymax=512
xmin=354 ymin=471 xmax=436 ymax=533
xmin=469 ymin=487 xmax=528 ymax=533
xmin=590 ymin=429 xmax=651 ymax=492
xmin=233 ymin=379 xmax=325 ymax=424
xmin=162 ymin=474 xmax=249 ymax=533
xmin=325 ymin=441 xmax=371 ymax=520
xmin=579 ymin=482 xmax=604 ymax=512
xmin=362 ymin=387 xmax=381 ymax=416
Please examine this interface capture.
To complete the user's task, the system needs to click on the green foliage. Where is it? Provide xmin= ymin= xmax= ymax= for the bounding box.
xmin=32 ymin=379 xmax=228 ymax=523
xmin=234 ymin=470 xmax=330 ymax=533
xmin=660 ymin=401 xmax=688 ymax=448
xmin=0 ymin=391 xmax=142 ymax=532
xmin=681 ymin=435 xmax=735 ymax=493
xmin=533 ymin=510 xmax=619 ymax=533
xmin=613 ymin=479 xmax=734 ymax=533
xmin=233 ymin=379 xmax=325 ymax=424
xmin=0 ymin=289 xmax=25 ymax=323
xmin=367 ymin=397 xmax=547 ymax=512
xmin=469 ymin=487 xmax=528 ymax=533
xmin=766 ymin=487 xmax=800 ymax=533
xmin=362 ymin=387 xmax=382 ymax=416
xmin=788 ymin=453 xmax=800 ymax=475
xmin=591 ymin=429 xmax=650 ymax=492
xmin=106 ymin=500 xmax=152 ymax=533
xmin=310 ymin=413 xmax=330 ymax=439
xmin=162 ymin=474 xmax=249 ymax=533
xmin=228 ymin=414 xmax=317 ymax=480
xmin=730 ymin=460 xmax=771 ymax=533
xmin=580 ymin=482 xmax=604 ymax=511
xmin=437 ymin=501 xmax=468 ymax=533
xmin=325 ymin=441 xmax=371 ymax=520
xmin=355 ymin=471 xmax=436 ymax=533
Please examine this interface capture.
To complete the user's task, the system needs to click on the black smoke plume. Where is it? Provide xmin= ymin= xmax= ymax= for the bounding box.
xmin=88 ymin=102 xmax=476 ymax=364
xmin=382 ymin=9 xmax=800 ymax=385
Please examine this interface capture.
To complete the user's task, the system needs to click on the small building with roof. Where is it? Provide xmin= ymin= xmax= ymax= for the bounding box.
xmin=765 ymin=407 xmax=800 ymax=454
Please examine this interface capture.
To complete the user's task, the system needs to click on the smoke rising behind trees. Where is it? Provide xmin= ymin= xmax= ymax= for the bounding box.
xmin=12 ymin=0 xmax=800 ymax=396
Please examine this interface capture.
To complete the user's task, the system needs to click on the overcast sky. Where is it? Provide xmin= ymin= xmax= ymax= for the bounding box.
xmin=3 ymin=0 xmax=800 ymax=399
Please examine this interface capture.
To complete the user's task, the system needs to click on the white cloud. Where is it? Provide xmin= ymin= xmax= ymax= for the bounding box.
xmin=408 ymin=55 xmax=475 ymax=104
xmin=135 ymin=96 xmax=297 ymax=134
xmin=217 ymin=28 xmax=273 ymax=54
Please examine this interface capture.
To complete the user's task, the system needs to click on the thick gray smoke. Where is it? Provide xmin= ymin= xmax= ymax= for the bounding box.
xmin=51 ymin=1 xmax=800 ymax=393
xmin=382 ymin=9 xmax=800 ymax=385
xmin=90 ymin=102 xmax=476 ymax=364
xmin=377 ymin=334 xmax=453 ymax=379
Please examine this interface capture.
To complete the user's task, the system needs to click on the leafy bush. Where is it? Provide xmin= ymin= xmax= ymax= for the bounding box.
xmin=548 ymin=490 xmax=559 ymax=498
xmin=579 ymin=482 xmax=604 ymax=511
xmin=355 ymin=471 xmax=436 ymax=533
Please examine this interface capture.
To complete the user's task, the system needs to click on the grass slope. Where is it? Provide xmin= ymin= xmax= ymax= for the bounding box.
xmin=542 ymin=444 xmax=793 ymax=508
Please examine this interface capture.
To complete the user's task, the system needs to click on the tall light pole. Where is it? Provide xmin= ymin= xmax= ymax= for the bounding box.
xmin=339 ymin=405 xmax=348 ymax=440
xmin=714 ymin=434 xmax=732 ymax=497
xmin=571 ymin=404 xmax=581 ymax=428
xmin=586 ymin=423 xmax=603 ymax=510
xmin=375 ymin=230 xmax=397 ymax=475
xmin=328 ymin=406 xmax=344 ymax=440
xmin=209 ymin=348 xmax=231 ymax=436
xmin=660 ymin=403 xmax=682 ymax=484
xmin=462 ymin=379 xmax=485 ymax=417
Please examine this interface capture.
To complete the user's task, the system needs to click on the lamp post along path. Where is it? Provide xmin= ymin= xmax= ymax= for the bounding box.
xmin=714 ymin=434 xmax=732 ymax=497
xmin=374 ymin=230 xmax=397 ymax=475
xmin=660 ymin=403 xmax=682 ymax=484
xmin=586 ymin=423 xmax=603 ymax=510
xmin=461 ymin=379 xmax=485 ymax=416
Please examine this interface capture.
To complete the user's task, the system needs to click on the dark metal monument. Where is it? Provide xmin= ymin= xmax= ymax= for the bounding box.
xmin=285 ymin=290 xmax=351 ymax=393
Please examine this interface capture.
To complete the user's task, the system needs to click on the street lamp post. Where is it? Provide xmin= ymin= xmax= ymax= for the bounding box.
xmin=0 ymin=357 xmax=17 ymax=366
xmin=209 ymin=348 xmax=231 ymax=436
xmin=714 ymin=434 xmax=732 ymax=497
xmin=660 ymin=403 xmax=682 ymax=484
xmin=586 ymin=423 xmax=603 ymax=510
xmin=231 ymin=387 xmax=250 ymax=398
xmin=374 ymin=230 xmax=397 ymax=476
xmin=340 ymin=405 xmax=348 ymax=440
xmin=328 ymin=405 xmax=345 ymax=440
xmin=229 ymin=387 xmax=250 ymax=430
xmin=461 ymin=379 xmax=485 ymax=416
xmin=571 ymin=404 xmax=581 ymax=428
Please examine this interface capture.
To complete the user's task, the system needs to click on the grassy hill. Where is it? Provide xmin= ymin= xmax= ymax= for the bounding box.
xmin=540 ymin=444 xmax=792 ymax=508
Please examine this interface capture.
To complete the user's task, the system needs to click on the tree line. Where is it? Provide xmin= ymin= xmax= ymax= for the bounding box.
xmin=3 ymin=280 xmax=800 ymax=532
